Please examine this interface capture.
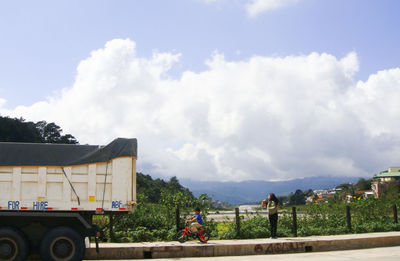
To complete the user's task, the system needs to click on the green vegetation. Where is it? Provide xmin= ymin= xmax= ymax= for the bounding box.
xmin=0 ymin=116 xmax=78 ymax=144
xmin=295 ymin=197 xmax=400 ymax=236
xmin=205 ymin=197 xmax=400 ymax=240
xmin=95 ymin=173 xmax=217 ymax=242
xmin=94 ymin=173 xmax=400 ymax=242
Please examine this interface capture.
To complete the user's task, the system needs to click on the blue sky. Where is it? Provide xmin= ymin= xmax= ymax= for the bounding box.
xmin=1 ymin=0 xmax=399 ymax=107
xmin=1 ymin=1 xmax=400 ymax=181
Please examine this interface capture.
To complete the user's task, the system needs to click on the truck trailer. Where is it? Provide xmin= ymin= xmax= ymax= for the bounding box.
xmin=0 ymin=138 xmax=137 ymax=261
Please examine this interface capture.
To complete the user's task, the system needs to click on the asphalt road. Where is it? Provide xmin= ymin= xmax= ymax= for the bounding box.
xmin=114 ymin=246 xmax=400 ymax=261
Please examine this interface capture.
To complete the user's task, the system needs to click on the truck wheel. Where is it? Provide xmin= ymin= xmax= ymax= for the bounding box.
xmin=40 ymin=227 xmax=85 ymax=261
xmin=0 ymin=227 xmax=29 ymax=261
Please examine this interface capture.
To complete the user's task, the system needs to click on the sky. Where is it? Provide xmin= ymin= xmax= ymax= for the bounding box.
xmin=0 ymin=0 xmax=400 ymax=181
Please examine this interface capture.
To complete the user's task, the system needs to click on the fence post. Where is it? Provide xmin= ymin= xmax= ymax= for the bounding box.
xmin=109 ymin=214 xmax=114 ymax=242
xmin=176 ymin=206 xmax=180 ymax=232
xmin=235 ymin=207 xmax=241 ymax=238
xmin=292 ymin=206 xmax=297 ymax=237
xmin=346 ymin=205 xmax=352 ymax=231
xmin=393 ymin=204 xmax=398 ymax=224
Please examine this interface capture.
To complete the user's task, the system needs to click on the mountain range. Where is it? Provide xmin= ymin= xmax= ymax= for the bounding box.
xmin=181 ymin=176 xmax=362 ymax=205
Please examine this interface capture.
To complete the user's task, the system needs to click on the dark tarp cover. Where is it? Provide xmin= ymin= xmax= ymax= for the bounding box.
xmin=0 ymin=138 xmax=137 ymax=167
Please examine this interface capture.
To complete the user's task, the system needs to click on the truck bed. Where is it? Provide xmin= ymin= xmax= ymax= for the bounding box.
xmin=0 ymin=138 xmax=137 ymax=213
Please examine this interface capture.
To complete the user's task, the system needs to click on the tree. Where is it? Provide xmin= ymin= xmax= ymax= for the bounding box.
xmin=276 ymin=196 xmax=286 ymax=206
xmin=380 ymin=182 xmax=400 ymax=201
xmin=136 ymin=173 xmax=167 ymax=203
xmin=355 ymin=178 xmax=372 ymax=191
xmin=0 ymin=116 xmax=42 ymax=142
xmin=35 ymin=121 xmax=78 ymax=144
xmin=167 ymin=176 xmax=183 ymax=192
xmin=288 ymin=189 xmax=306 ymax=205
xmin=136 ymin=173 xmax=195 ymax=204
xmin=304 ymin=189 xmax=314 ymax=197
xmin=198 ymin=193 xmax=212 ymax=207
xmin=0 ymin=117 xmax=78 ymax=144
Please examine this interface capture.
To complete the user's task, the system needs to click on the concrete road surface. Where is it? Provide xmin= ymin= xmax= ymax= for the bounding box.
xmin=108 ymin=246 xmax=400 ymax=261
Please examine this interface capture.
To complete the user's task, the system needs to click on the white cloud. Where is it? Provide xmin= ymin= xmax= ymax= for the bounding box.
xmin=2 ymin=39 xmax=400 ymax=181
xmin=0 ymin=98 xmax=6 ymax=108
xmin=205 ymin=0 xmax=300 ymax=17
xmin=246 ymin=0 xmax=299 ymax=16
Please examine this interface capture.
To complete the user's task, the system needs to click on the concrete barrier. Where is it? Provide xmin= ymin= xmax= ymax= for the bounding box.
xmin=85 ymin=232 xmax=400 ymax=259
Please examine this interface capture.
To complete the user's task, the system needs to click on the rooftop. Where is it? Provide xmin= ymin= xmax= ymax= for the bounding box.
xmin=374 ymin=172 xmax=400 ymax=178
xmin=0 ymin=138 xmax=137 ymax=166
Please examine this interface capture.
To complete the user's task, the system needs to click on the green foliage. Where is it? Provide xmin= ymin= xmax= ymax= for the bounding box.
xmin=355 ymin=178 xmax=372 ymax=191
xmin=0 ymin=116 xmax=42 ymax=142
xmin=111 ymin=200 xmax=176 ymax=242
xmin=35 ymin=121 xmax=78 ymax=144
xmin=239 ymin=215 xmax=269 ymax=239
xmin=136 ymin=173 xmax=167 ymax=203
xmin=136 ymin=173 xmax=194 ymax=204
xmin=95 ymin=172 xmax=400 ymax=242
xmin=94 ymin=174 xmax=219 ymax=242
xmin=215 ymin=198 xmax=400 ymax=240
xmin=288 ymin=189 xmax=306 ymax=205
xmin=297 ymin=203 xmax=348 ymax=235
xmin=294 ymin=198 xmax=400 ymax=236
xmin=0 ymin=116 xmax=78 ymax=144
xmin=380 ymin=183 xmax=400 ymax=201
xmin=96 ymin=189 xmax=400 ymax=242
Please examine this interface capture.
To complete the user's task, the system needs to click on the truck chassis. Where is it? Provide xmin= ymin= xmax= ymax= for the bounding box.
xmin=0 ymin=211 xmax=101 ymax=261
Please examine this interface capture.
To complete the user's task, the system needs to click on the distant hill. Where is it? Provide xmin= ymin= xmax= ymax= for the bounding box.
xmin=137 ymin=173 xmax=194 ymax=203
xmin=181 ymin=176 xmax=362 ymax=205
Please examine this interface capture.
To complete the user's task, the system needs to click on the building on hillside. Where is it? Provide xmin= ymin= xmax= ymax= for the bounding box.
xmin=312 ymin=189 xmax=337 ymax=203
xmin=355 ymin=190 xmax=374 ymax=199
xmin=317 ymin=191 xmax=336 ymax=199
xmin=371 ymin=167 xmax=400 ymax=198
xmin=306 ymin=195 xmax=315 ymax=204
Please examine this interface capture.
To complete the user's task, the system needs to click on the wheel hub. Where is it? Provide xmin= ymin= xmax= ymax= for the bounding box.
xmin=0 ymin=238 xmax=17 ymax=260
xmin=50 ymin=237 xmax=75 ymax=260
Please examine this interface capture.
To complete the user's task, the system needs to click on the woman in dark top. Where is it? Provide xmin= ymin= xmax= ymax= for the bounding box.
xmin=261 ymin=193 xmax=279 ymax=239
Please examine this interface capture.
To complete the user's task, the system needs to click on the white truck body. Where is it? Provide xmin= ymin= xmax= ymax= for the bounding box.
xmin=0 ymin=138 xmax=137 ymax=213
xmin=0 ymin=158 xmax=136 ymax=212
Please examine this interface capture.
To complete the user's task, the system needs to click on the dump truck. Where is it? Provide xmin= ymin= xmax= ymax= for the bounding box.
xmin=0 ymin=138 xmax=137 ymax=261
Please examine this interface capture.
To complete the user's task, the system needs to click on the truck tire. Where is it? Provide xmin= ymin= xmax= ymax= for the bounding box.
xmin=0 ymin=226 xmax=29 ymax=261
xmin=40 ymin=227 xmax=85 ymax=261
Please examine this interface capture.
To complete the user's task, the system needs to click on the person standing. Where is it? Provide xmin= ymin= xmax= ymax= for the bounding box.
xmin=261 ymin=193 xmax=279 ymax=239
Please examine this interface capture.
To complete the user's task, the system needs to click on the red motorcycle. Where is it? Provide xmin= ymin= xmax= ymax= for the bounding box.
xmin=176 ymin=220 xmax=210 ymax=243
